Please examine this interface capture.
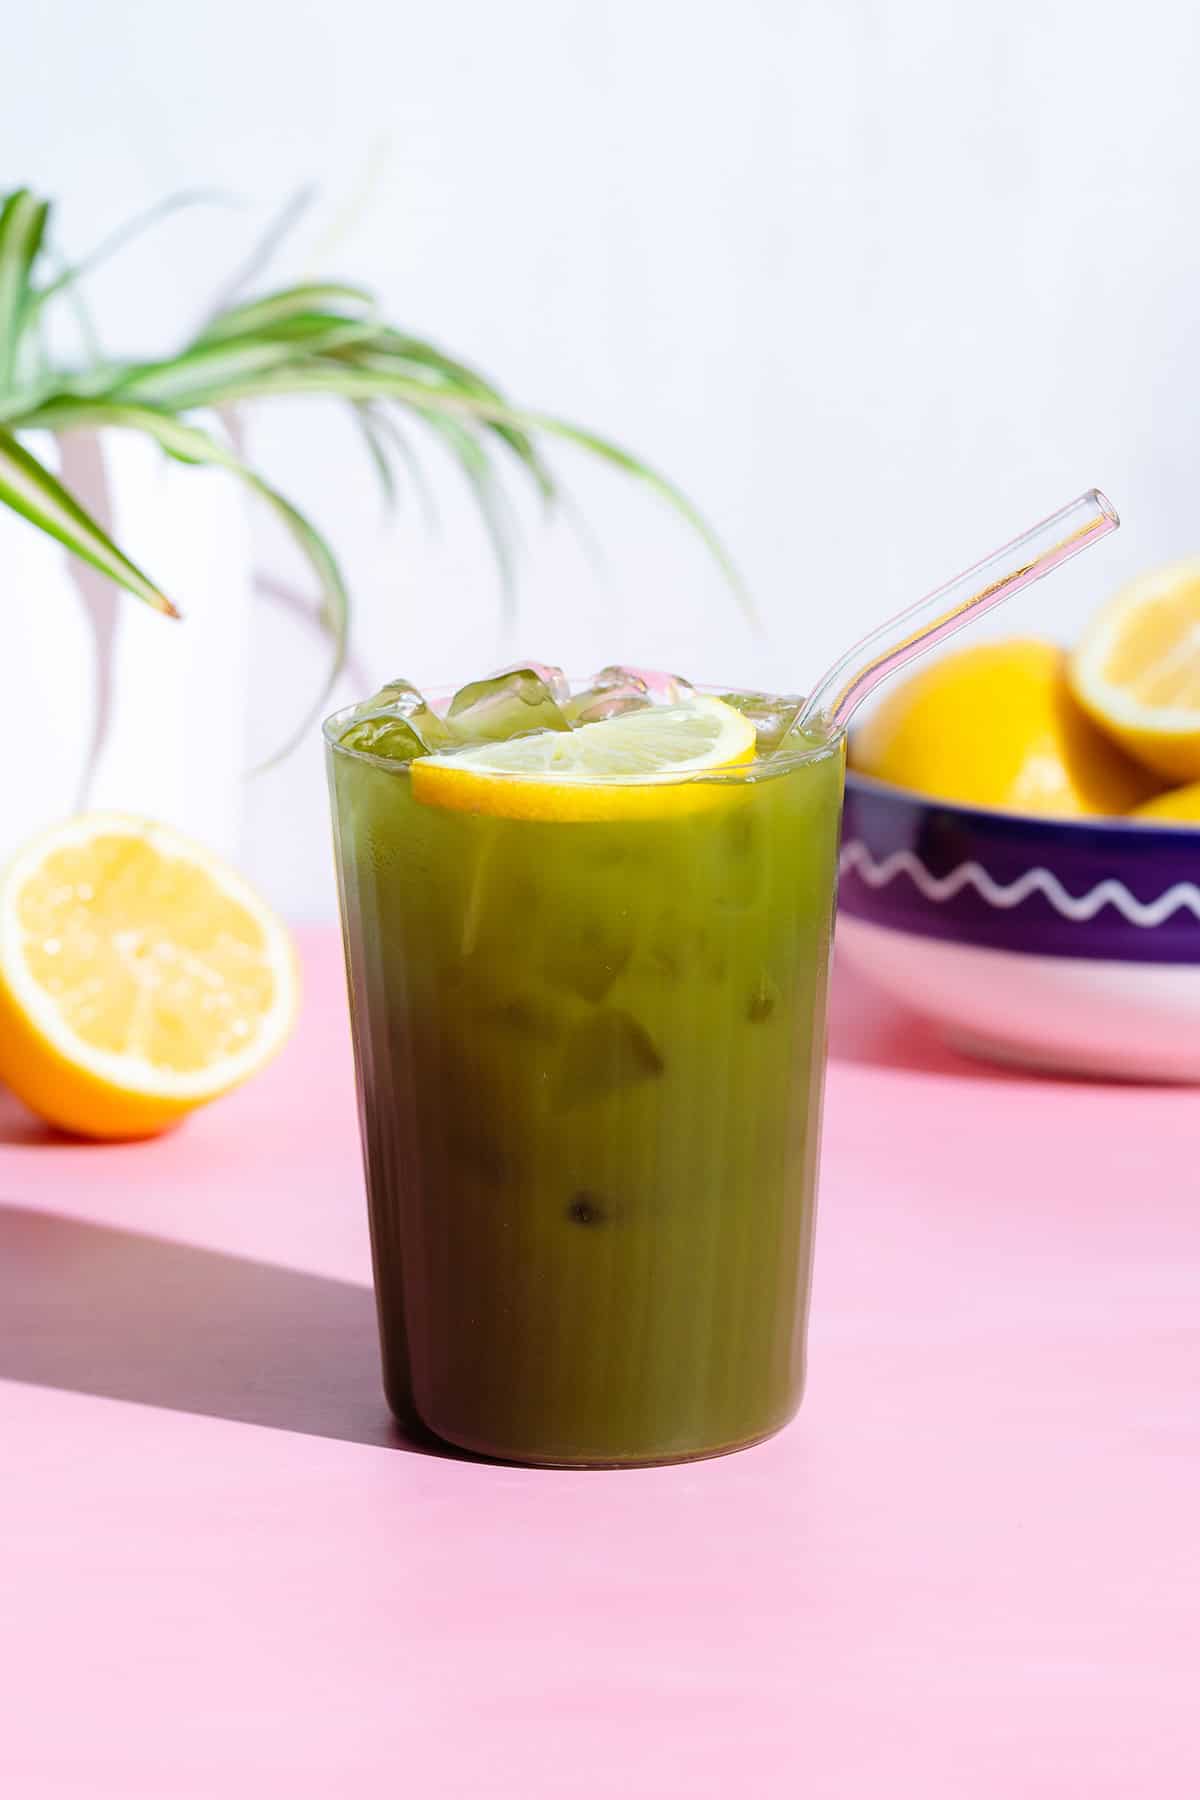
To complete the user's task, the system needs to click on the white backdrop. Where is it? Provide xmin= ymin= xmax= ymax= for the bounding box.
xmin=5 ymin=0 xmax=1200 ymax=917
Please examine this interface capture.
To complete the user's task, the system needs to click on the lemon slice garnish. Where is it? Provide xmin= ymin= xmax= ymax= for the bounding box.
xmin=411 ymin=695 xmax=758 ymax=820
xmin=0 ymin=813 xmax=298 ymax=1138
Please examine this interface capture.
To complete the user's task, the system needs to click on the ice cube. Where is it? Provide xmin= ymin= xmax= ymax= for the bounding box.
xmin=555 ymin=1011 xmax=664 ymax=1109
xmin=337 ymin=713 xmax=430 ymax=761
xmin=358 ymin=676 xmax=458 ymax=749
xmin=541 ymin=907 xmax=634 ymax=1003
xmin=484 ymin=993 xmax=565 ymax=1045
xmin=364 ymin=676 xmax=428 ymax=715
xmin=563 ymin=682 xmax=652 ymax=726
xmin=447 ymin=664 xmax=570 ymax=741
xmin=645 ymin=907 xmax=730 ymax=984
xmin=563 ymin=665 xmax=695 ymax=725
xmin=511 ymin=661 xmax=571 ymax=704
xmin=710 ymin=805 xmax=763 ymax=911
xmin=719 ymin=689 xmax=805 ymax=754
xmin=596 ymin=666 xmax=694 ymax=704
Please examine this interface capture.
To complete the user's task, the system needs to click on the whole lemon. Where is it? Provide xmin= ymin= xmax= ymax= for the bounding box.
xmin=849 ymin=639 xmax=1158 ymax=818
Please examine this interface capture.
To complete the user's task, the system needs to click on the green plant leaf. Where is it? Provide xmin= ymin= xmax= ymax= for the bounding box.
xmin=524 ymin=415 xmax=753 ymax=618
xmin=212 ymin=310 xmax=379 ymax=350
xmin=200 ymin=185 xmax=317 ymax=325
xmin=27 ymin=398 xmax=349 ymax=753
xmin=0 ymin=189 xmax=50 ymax=392
xmin=349 ymin=401 xmax=398 ymax=510
xmin=196 ymin=282 xmax=374 ymax=346
xmin=0 ymin=361 xmax=131 ymax=424
xmin=344 ymin=337 xmax=557 ymax=502
xmin=354 ymin=403 xmax=438 ymax=527
xmin=108 ymin=317 xmax=382 ymax=412
xmin=143 ymin=362 xmax=750 ymax=613
xmin=3 ymin=180 xmax=751 ymax=764
xmin=40 ymin=244 xmax=104 ymax=370
xmin=418 ymin=410 xmax=519 ymax=630
xmin=0 ymin=423 xmax=176 ymax=615
xmin=109 ymin=338 xmax=322 ymax=408
xmin=171 ymin=320 xmax=560 ymax=506
xmin=29 ymin=189 xmax=233 ymax=323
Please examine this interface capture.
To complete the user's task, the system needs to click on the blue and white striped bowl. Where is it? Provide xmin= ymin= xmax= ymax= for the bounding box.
xmin=838 ymin=771 xmax=1200 ymax=1081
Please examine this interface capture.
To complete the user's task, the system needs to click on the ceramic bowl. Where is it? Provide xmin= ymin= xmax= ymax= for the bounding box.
xmin=838 ymin=771 xmax=1200 ymax=1081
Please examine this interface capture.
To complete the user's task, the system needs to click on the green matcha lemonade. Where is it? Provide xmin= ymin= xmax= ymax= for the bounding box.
xmin=325 ymin=664 xmax=844 ymax=1466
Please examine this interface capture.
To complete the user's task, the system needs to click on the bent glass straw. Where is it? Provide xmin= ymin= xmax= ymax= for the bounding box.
xmin=796 ymin=489 xmax=1119 ymax=733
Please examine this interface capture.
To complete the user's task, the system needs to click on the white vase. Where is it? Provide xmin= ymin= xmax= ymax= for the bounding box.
xmin=0 ymin=426 xmax=253 ymax=864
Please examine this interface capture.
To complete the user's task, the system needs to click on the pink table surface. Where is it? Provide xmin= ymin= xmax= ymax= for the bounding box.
xmin=1 ymin=929 xmax=1197 ymax=1798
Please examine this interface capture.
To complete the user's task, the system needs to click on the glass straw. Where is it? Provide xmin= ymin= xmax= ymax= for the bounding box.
xmin=796 ymin=489 xmax=1120 ymax=733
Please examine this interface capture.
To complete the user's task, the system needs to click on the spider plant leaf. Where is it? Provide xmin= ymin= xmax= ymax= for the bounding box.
xmin=0 ymin=423 xmax=176 ymax=616
xmin=157 ymin=363 xmax=749 ymax=611
xmin=26 ymin=399 xmax=349 ymax=750
xmin=214 ymin=310 xmax=379 ymax=351
xmin=108 ymin=338 xmax=322 ymax=409
xmin=112 ymin=320 xmax=384 ymax=413
xmin=0 ymin=188 xmax=50 ymax=391
xmin=343 ymin=338 xmax=557 ymax=502
xmin=39 ymin=244 xmax=104 ymax=369
xmin=482 ymin=420 xmax=555 ymax=503
xmin=349 ymin=401 xmax=397 ymax=510
xmin=369 ymin=329 xmax=495 ymax=386
xmin=361 ymin=404 xmax=439 ymax=527
xmin=24 ymin=315 xmax=384 ymax=423
xmin=196 ymin=282 xmax=374 ymax=346
xmin=523 ymin=415 xmax=752 ymax=616
xmin=200 ymin=184 xmax=317 ymax=324
xmin=0 ymin=359 xmax=131 ymax=424
xmin=243 ymin=493 xmax=349 ymax=762
xmin=418 ymin=410 xmax=518 ymax=630
xmin=29 ymin=189 xmax=233 ymax=320
xmin=231 ymin=322 xmax=554 ymax=502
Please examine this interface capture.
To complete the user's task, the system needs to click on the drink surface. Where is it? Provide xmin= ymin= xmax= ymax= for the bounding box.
xmin=326 ymin=666 xmax=844 ymax=1465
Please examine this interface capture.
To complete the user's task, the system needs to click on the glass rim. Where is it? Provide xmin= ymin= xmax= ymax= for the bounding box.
xmin=322 ymin=683 xmax=845 ymax=787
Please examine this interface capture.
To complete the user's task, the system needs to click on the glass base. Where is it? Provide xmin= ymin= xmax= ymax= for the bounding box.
xmin=396 ymin=1406 xmax=800 ymax=1470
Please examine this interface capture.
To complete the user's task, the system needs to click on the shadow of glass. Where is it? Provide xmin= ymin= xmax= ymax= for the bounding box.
xmin=0 ymin=1203 xmax=477 ymax=1457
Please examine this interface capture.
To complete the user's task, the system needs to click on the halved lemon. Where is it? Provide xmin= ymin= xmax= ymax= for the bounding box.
xmin=410 ymin=695 xmax=759 ymax=820
xmin=1130 ymin=782 xmax=1200 ymax=826
xmin=1069 ymin=562 xmax=1200 ymax=781
xmin=850 ymin=639 xmax=1156 ymax=817
xmin=0 ymin=813 xmax=299 ymax=1139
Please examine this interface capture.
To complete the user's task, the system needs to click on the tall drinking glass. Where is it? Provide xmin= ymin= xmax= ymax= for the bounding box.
xmin=326 ymin=694 xmax=844 ymax=1466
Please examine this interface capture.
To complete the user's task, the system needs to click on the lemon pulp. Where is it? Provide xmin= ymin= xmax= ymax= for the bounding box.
xmin=0 ymin=813 xmax=298 ymax=1138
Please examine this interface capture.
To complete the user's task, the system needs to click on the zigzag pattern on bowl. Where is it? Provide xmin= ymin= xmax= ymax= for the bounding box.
xmin=839 ymin=840 xmax=1200 ymax=928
